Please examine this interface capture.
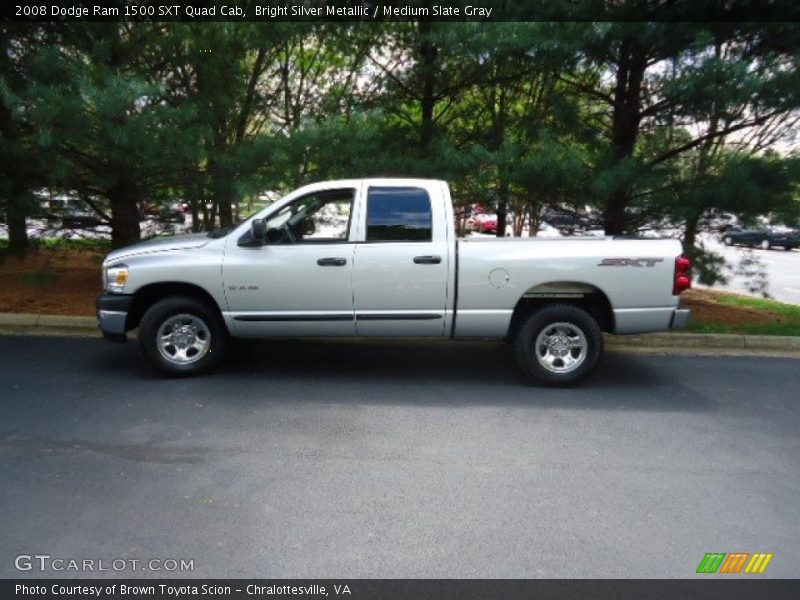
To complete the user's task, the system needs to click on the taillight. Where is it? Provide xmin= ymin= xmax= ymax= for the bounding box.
xmin=673 ymin=255 xmax=692 ymax=295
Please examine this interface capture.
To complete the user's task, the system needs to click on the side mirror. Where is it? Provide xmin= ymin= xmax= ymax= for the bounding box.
xmin=239 ymin=218 xmax=267 ymax=247
xmin=251 ymin=218 xmax=266 ymax=243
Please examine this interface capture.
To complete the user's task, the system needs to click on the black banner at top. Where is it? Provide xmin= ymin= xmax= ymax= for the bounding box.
xmin=4 ymin=0 xmax=800 ymax=23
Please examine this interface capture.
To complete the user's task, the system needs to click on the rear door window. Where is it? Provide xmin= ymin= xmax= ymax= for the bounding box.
xmin=366 ymin=187 xmax=432 ymax=242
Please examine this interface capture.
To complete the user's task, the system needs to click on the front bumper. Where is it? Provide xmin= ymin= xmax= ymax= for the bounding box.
xmin=96 ymin=293 xmax=134 ymax=343
xmin=670 ymin=308 xmax=691 ymax=330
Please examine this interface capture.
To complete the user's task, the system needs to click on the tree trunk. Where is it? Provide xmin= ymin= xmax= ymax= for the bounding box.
xmin=202 ymin=199 xmax=210 ymax=231
xmin=6 ymin=192 xmax=29 ymax=257
xmin=496 ymin=180 xmax=509 ymax=237
xmin=191 ymin=175 xmax=204 ymax=233
xmin=0 ymin=60 xmax=29 ymax=256
xmin=209 ymin=157 xmax=234 ymax=228
xmin=108 ymin=183 xmax=141 ymax=248
xmin=418 ymin=19 xmax=437 ymax=158
xmin=603 ymin=38 xmax=647 ymax=235
xmin=603 ymin=189 xmax=631 ymax=236
xmin=683 ymin=211 xmax=700 ymax=251
xmin=190 ymin=199 xmax=200 ymax=233
xmin=215 ymin=185 xmax=234 ymax=228
xmin=529 ymin=207 xmax=542 ymax=237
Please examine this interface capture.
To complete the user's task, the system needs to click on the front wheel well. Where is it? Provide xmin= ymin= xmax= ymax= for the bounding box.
xmin=507 ymin=286 xmax=614 ymax=340
xmin=126 ymin=283 xmax=222 ymax=331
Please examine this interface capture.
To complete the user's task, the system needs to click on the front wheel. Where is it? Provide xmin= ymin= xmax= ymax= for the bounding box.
xmin=138 ymin=296 xmax=229 ymax=376
xmin=723 ymin=236 xmax=733 ymax=246
xmin=760 ymin=239 xmax=771 ymax=250
xmin=513 ymin=304 xmax=603 ymax=385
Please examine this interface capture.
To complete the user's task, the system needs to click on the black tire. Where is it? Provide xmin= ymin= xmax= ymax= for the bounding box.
xmin=760 ymin=239 xmax=771 ymax=250
xmin=723 ymin=236 xmax=733 ymax=246
xmin=513 ymin=304 xmax=604 ymax=385
xmin=138 ymin=296 xmax=229 ymax=377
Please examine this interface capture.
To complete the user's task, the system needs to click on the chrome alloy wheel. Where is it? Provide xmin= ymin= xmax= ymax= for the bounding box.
xmin=156 ymin=314 xmax=211 ymax=365
xmin=534 ymin=322 xmax=588 ymax=374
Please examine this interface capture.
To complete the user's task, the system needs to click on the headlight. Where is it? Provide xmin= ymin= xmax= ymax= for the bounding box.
xmin=104 ymin=264 xmax=129 ymax=293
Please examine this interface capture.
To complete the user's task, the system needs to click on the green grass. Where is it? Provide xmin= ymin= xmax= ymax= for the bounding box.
xmin=688 ymin=321 xmax=800 ymax=336
xmin=714 ymin=293 xmax=800 ymax=319
xmin=0 ymin=237 xmax=112 ymax=252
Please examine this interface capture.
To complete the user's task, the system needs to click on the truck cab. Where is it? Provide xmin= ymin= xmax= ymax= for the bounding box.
xmin=223 ymin=179 xmax=455 ymax=338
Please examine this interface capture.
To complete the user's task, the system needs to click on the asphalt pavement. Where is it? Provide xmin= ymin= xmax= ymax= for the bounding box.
xmin=0 ymin=336 xmax=798 ymax=578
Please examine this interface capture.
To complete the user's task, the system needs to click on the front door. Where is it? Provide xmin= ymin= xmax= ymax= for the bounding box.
xmin=223 ymin=188 xmax=357 ymax=337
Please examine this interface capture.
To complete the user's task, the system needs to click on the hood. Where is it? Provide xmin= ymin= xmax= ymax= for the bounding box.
xmin=104 ymin=233 xmax=211 ymax=263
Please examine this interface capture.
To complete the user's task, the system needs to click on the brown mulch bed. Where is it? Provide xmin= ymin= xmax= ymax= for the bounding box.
xmin=680 ymin=289 xmax=782 ymax=327
xmin=0 ymin=248 xmax=104 ymax=316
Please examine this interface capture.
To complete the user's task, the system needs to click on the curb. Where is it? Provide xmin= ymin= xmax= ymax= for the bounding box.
xmin=603 ymin=332 xmax=800 ymax=352
xmin=0 ymin=313 xmax=799 ymax=353
xmin=0 ymin=313 xmax=99 ymax=337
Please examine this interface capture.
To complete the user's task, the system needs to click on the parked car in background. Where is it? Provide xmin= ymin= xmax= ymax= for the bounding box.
xmin=160 ymin=201 xmax=187 ymax=224
xmin=543 ymin=207 xmax=601 ymax=233
xmin=700 ymin=211 xmax=737 ymax=233
xmin=722 ymin=228 xmax=799 ymax=250
xmin=543 ymin=207 xmax=582 ymax=229
xmin=471 ymin=212 xmax=497 ymax=234
xmin=56 ymin=204 xmax=103 ymax=228
xmin=141 ymin=200 xmax=187 ymax=224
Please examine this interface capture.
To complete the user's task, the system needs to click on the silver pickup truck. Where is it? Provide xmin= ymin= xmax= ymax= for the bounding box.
xmin=97 ymin=178 xmax=691 ymax=384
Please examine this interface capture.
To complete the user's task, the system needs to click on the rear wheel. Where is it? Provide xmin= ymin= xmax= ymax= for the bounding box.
xmin=138 ymin=296 xmax=229 ymax=376
xmin=723 ymin=236 xmax=733 ymax=246
xmin=760 ymin=239 xmax=771 ymax=250
xmin=513 ymin=304 xmax=603 ymax=385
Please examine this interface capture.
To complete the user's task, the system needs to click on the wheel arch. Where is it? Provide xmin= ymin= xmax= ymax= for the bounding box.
xmin=507 ymin=281 xmax=614 ymax=339
xmin=126 ymin=282 xmax=223 ymax=331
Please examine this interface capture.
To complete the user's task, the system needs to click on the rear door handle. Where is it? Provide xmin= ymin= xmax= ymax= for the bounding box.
xmin=413 ymin=255 xmax=441 ymax=265
xmin=317 ymin=257 xmax=347 ymax=266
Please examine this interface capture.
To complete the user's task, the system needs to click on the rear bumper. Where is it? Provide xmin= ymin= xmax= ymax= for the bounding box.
xmin=96 ymin=293 xmax=134 ymax=343
xmin=670 ymin=308 xmax=691 ymax=330
xmin=613 ymin=306 xmax=691 ymax=334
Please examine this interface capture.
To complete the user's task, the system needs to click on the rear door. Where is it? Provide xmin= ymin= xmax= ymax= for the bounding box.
xmin=352 ymin=183 xmax=450 ymax=337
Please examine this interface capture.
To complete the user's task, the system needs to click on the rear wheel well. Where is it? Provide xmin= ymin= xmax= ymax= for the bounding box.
xmin=507 ymin=285 xmax=614 ymax=340
xmin=126 ymin=283 xmax=222 ymax=331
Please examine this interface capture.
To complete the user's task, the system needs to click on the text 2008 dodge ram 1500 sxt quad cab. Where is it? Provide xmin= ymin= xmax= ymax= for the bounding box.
xmin=97 ymin=179 xmax=691 ymax=384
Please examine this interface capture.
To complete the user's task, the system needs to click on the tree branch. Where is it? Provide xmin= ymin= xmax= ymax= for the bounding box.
xmin=645 ymin=109 xmax=786 ymax=169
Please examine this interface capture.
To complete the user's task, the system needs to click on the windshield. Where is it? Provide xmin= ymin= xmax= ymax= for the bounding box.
xmin=206 ymin=196 xmax=283 ymax=238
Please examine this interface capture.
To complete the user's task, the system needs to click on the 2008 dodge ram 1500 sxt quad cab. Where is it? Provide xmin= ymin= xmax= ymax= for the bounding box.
xmin=97 ymin=178 xmax=691 ymax=384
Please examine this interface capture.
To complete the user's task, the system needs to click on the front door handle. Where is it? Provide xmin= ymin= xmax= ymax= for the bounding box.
xmin=317 ymin=257 xmax=347 ymax=266
xmin=413 ymin=255 xmax=441 ymax=265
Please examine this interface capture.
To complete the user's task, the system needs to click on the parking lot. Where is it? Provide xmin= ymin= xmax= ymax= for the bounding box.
xmin=1 ymin=336 xmax=798 ymax=578
xmin=699 ymin=233 xmax=800 ymax=304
